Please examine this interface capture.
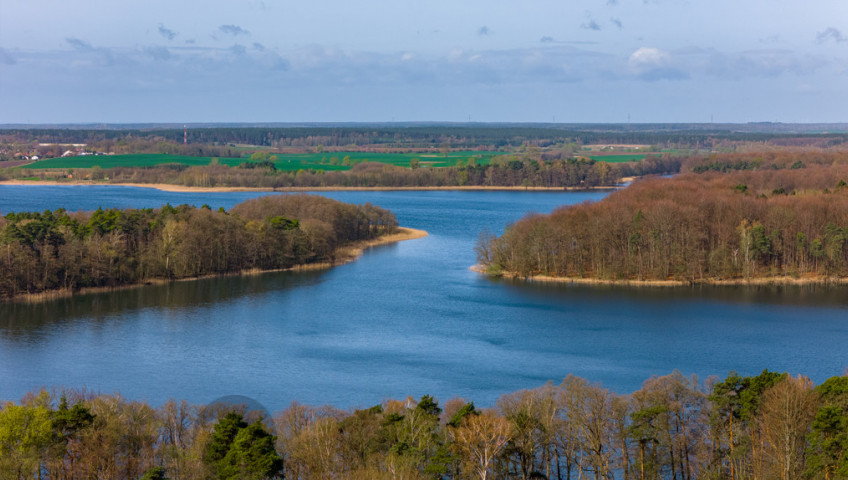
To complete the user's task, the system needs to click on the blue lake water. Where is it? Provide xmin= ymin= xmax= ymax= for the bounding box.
xmin=1 ymin=185 xmax=847 ymax=411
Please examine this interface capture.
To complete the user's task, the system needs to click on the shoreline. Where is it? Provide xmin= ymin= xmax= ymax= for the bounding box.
xmin=5 ymin=227 xmax=428 ymax=303
xmin=471 ymin=266 xmax=848 ymax=287
xmin=0 ymin=179 xmax=623 ymax=193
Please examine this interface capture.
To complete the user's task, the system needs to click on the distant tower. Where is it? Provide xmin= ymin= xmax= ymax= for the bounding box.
xmin=184 ymin=125 xmax=187 ymax=145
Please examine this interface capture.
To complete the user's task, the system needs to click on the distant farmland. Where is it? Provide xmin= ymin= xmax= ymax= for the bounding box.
xmin=23 ymin=152 xmax=505 ymax=171
xmin=586 ymin=153 xmax=649 ymax=163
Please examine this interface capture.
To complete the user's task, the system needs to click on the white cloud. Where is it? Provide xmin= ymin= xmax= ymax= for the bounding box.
xmin=628 ymin=47 xmax=686 ymax=80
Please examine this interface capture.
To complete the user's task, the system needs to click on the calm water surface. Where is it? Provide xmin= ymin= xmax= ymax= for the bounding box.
xmin=1 ymin=185 xmax=847 ymax=410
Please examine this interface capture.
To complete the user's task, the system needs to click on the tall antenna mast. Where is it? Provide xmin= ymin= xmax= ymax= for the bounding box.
xmin=184 ymin=125 xmax=187 ymax=145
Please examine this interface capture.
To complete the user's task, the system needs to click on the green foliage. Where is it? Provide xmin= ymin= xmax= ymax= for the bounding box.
xmin=0 ymin=398 xmax=54 ymax=478
xmin=139 ymin=466 xmax=169 ymax=480
xmin=807 ymin=376 xmax=848 ymax=479
xmin=416 ymin=395 xmax=442 ymax=417
xmin=220 ymin=422 xmax=283 ymax=480
xmin=268 ymin=216 xmax=299 ymax=231
xmin=205 ymin=412 xmax=283 ymax=480
xmin=0 ymin=195 xmax=397 ymax=299
xmin=53 ymin=395 xmax=95 ymax=439
xmin=693 ymin=159 xmax=762 ymax=173
xmin=206 ymin=412 xmax=247 ymax=466
xmin=447 ymin=402 xmax=479 ymax=428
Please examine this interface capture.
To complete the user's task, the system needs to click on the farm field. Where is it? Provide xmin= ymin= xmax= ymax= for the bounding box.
xmin=22 ymin=151 xmax=505 ymax=171
xmin=585 ymin=153 xmax=649 ymax=163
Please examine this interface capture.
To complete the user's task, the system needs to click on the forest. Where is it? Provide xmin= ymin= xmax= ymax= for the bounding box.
xmin=0 ymin=154 xmax=682 ymax=190
xmin=478 ymin=151 xmax=848 ymax=283
xmin=4 ymin=124 xmax=842 ymax=190
xmin=1 ymin=370 xmax=846 ymax=480
xmin=2 ymin=125 xmax=844 ymax=159
xmin=0 ymin=195 xmax=397 ymax=300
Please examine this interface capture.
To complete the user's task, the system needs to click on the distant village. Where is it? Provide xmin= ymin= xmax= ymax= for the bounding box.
xmin=10 ymin=143 xmax=113 ymax=162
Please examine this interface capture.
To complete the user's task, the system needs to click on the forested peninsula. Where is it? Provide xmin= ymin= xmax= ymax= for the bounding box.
xmin=2 ymin=370 xmax=846 ymax=480
xmin=478 ymin=151 xmax=848 ymax=284
xmin=0 ymin=194 xmax=404 ymax=301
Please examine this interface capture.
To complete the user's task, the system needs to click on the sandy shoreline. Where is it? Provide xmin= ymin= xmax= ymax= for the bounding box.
xmin=5 ymin=227 xmax=428 ymax=303
xmin=0 ymin=180 xmax=621 ymax=193
xmin=472 ymin=265 xmax=848 ymax=287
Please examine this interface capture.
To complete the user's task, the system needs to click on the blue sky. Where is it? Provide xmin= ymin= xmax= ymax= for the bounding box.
xmin=1 ymin=0 xmax=846 ymax=124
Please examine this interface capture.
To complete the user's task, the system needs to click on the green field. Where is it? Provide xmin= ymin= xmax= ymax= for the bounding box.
xmin=586 ymin=154 xmax=650 ymax=163
xmin=23 ymin=151 xmax=503 ymax=171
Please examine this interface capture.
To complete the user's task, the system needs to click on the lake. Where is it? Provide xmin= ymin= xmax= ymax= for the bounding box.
xmin=1 ymin=185 xmax=847 ymax=411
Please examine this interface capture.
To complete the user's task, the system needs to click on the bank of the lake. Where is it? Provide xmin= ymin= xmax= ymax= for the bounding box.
xmin=0 ymin=179 xmax=625 ymax=192
xmin=476 ymin=267 xmax=848 ymax=287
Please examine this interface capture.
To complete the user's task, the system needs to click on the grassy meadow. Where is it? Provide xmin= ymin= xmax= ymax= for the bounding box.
xmin=586 ymin=153 xmax=649 ymax=163
xmin=23 ymin=151 xmax=505 ymax=171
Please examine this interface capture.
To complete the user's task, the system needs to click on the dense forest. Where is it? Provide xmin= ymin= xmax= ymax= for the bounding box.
xmin=2 ymin=125 xmax=845 ymax=157
xmin=478 ymin=152 xmax=848 ymax=283
xmin=1 ymin=370 xmax=846 ymax=479
xmin=0 ymin=195 xmax=397 ymax=300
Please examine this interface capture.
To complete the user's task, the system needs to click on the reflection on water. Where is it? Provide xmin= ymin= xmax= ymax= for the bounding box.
xmin=1 ymin=186 xmax=847 ymax=410
xmin=0 ymin=270 xmax=329 ymax=340
xmin=503 ymin=277 xmax=848 ymax=309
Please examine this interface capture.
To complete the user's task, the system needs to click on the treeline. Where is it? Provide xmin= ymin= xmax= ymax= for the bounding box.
xmin=2 ymin=370 xmax=846 ymax=479
xmin=10 ymin=155 xmax=681 ymax=190
xmin=4 ymin=126 xmax=844 ymax=153
xmin=683 ymin=151 xmax=848 ymax=174
xmin=0 ymin=195 xmax=397 ymax=300
xmin=480 ymin=153 xmax=848 ymax=282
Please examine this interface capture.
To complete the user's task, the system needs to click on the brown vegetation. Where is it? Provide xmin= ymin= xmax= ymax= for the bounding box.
xmin=2 ymin=370 xmax=845 ymax=479
xmin=480 ymin=152 xmax=848 ymax=283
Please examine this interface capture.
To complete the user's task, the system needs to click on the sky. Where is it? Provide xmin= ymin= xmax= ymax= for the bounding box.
xmin=0 ymin=0 xmax=846 ymax=124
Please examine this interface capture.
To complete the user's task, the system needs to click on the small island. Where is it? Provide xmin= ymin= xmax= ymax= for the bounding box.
xmin=0 ymin=194 xmax=425 ymax=301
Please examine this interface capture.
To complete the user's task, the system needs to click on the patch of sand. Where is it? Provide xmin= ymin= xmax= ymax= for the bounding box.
xmin=472 ymin=266 xmax=848 ymax=287
xmin=0 ymin=180 xmax=621 ymax=192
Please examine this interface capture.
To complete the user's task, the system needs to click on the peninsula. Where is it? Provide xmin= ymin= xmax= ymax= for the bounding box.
xmin=0 ymin=193 xmax=424 ymax=301
xmin=477 ymin=151 xmax=848 ymax=286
